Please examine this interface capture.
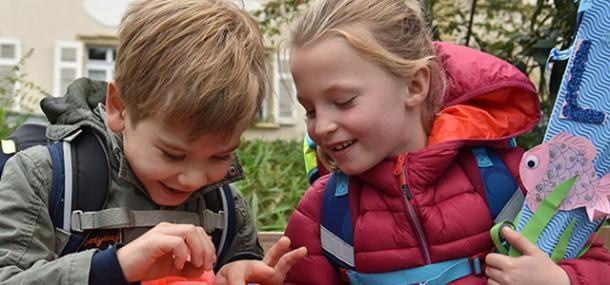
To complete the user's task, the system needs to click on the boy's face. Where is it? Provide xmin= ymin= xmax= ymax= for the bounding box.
xmin=290 ymin=36 xmax=428 ymax=175
xmin=106 ymin=83 xmax=242 ymax=206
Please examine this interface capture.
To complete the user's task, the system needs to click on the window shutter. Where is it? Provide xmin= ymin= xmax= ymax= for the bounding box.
xmin=53 ymin=41 xmax=83 ymax=97
xmin=0 ymin=38 xmax=21 ymax=106
xmin=275 ymin=53 xmax=297 ymax=125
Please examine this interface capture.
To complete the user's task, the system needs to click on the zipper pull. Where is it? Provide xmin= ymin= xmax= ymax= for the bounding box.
xmin=393 ymin=154 xmax=405 ymax=175
xmin=394 ymin=154 xmax=412 ymax=200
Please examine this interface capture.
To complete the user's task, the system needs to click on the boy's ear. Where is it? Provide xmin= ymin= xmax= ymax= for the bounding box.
xmin=404 ymin=65 xmax=431 ymax=108
xmin=106 ymin=80 xmax=126 ymax=133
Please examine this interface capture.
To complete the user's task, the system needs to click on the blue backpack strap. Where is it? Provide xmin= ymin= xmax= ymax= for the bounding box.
xmin=47 ymin=142 xmax=65 ymax=229
xmin=47 ymin=128 xmax=111 ymax=256
xmin=320 ymin=172 xmax=355 ymax=269
xmin=471 ymin=146 xmax=521 ymax=221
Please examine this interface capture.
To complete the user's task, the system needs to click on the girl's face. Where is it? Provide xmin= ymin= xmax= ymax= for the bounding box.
xmin=291 ymin=36 xmax=428 ymax=175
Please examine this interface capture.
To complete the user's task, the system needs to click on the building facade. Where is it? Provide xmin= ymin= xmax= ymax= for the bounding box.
xmin=0 ymin=0 xmax=305 ymax=140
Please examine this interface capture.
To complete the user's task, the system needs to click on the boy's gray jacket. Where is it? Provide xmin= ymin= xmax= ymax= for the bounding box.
xmin=0 ymin=78 xmax=263 ymax=284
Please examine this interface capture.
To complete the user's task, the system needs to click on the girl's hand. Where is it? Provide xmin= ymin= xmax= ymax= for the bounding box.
xmin=117 ymin=222 xmax=217 ymax=282
xmin=214 ymin=236 xmax=307 ymax=285
xmin=485 ymin=227 xmax=570 ymax=285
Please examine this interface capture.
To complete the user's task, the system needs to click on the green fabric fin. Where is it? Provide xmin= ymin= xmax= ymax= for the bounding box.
xmin=551 ymin=217 xmax=577 ymax=262
xmin=509 ymin=176 xmax=577 ymax=257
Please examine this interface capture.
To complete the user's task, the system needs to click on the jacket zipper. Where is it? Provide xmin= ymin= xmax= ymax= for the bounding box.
xmin=394 ymin=154 xmax=432 ymax=264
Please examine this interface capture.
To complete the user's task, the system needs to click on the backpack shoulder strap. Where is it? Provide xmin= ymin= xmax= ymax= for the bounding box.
xmin=320 ymin=172 xmax=355 ymax=270
xmin=46 ymin=127 xmax=111 ymax=255
xmin=201 ymin=184 xmax=235 ymax=271
xmin=217 ymin=184 xmax=236 ymax=263
xmin=471 ymin=146 xmax=524 ymax=223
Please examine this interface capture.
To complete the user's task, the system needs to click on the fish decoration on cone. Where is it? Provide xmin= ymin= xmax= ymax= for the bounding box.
xmin=492 ymin=133 xmax=610 ymax=262
xmin=520 ymin=132 xmax=610 ymax=221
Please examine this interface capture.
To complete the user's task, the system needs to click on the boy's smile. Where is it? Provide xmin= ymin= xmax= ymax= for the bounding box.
xmin=121 ymin=116 xmax=242 ymax=206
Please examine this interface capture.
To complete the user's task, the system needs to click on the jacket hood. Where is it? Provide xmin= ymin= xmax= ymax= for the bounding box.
xmin=427 ymin=42 xmax=540 ymax=146
xmin=40 ymin=77 xmax=109 ymax=140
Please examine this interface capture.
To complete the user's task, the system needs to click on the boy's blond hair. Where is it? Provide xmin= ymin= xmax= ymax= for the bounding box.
xmin=114 ymin=0 xmax=265 ymax=137
xmin=290 ymin=0 xmax=446 ymax=170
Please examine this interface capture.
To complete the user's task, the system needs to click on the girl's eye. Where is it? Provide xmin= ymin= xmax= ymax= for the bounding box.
xmin=305 ymin=109 xmax=316 ymax=119
xmin=161 ymin=149 xmax=185 ymax=161
xmin=335 ymin=97 xmax=356 ymax=108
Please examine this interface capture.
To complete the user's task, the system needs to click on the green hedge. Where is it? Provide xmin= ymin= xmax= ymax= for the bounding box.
xmin=235 ymin=139 xmax=309 ymax=231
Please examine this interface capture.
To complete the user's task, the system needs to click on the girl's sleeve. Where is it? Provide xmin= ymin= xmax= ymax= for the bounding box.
xmin=0 ymin=146 xmax=95 ymax=284
xmin=559 ymin=237 xmax=610 ymax=285
xmin=284 ymin=180 xmax=341 ymax=285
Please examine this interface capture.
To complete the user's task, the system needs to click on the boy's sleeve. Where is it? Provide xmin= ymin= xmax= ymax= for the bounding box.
xmin=0 ymin=146 xmax=95 ymax=284
xmin=214 ymin=185 xmax=264 ymax=269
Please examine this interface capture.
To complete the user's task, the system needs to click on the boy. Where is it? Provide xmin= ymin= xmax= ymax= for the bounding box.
xmin=0 ymin=0 xmax=304 ymax=284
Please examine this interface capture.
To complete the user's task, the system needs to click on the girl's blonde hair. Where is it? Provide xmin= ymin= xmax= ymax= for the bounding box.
xmin=289 ymin=0 xmax=446 ymax=170
xmin=114 ymin=0 xmax=265 ymax=137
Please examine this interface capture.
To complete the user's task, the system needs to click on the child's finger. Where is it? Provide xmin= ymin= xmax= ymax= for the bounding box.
xmin=262 ymin=236 xmax=292 ymax=267
xmin=484 ymin=265 xmax=503 ymax=282
xmin=181 ymin=226 xmax=206 ymax=268
xmin=156 ymin=235 xmax=189 ymax=270
xmin=239 ymin=261 xmax=276 ymax=284
xmin=197 ymin=227 xmax=217 ymax=270
xmin=502 ymin=227 xmax=539 ymax=256
xmin=183 ymin=226 xmax=216 ymax=269
xmin=177 ymin=262 xmax=209 ymax=279
xmin=156 ymin=223 xmax=217 ymax=270
xmin=273 ymin=246 xmax=307 ymax=276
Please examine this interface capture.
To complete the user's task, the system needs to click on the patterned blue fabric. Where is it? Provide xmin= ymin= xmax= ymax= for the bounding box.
xmin=545 ymin=0 xmax=610 ymax=176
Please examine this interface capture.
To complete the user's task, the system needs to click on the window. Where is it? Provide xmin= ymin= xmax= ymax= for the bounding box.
xmin=275 ymin=53 xmax=298 ymax=125
xmin=256 ymin=50 xmax=298 ymax=127
xmin=86 ymin=46 xmax=115 ymax=81
xmin=53 ymin=41 xmax=83 ymax=97
xmin=0 ymin=38 xmax=21 ymax=109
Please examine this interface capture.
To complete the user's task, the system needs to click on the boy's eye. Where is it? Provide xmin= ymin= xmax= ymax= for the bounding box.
xmin=161 ymin=149 xmax=185 ymax=161
xmin=334 ymin=96 xmax=356 ymax=108
xmin=213 ymin=153 xmax=234 ymax=161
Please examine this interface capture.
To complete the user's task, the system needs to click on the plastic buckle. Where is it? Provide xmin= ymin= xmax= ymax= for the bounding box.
xmin=469 ymin=255 xmax=483 ymax=275
xmin=71 ymin=210 xmax=84 ymax=232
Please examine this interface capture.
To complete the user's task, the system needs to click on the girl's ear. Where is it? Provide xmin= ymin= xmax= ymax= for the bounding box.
xmin=106 ymin=80 xmax=126 ymax=133
xmin=405 ymin=65 xmax=431 ymax=108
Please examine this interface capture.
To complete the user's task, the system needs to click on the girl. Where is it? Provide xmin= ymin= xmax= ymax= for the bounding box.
xmin=283 ymin=0 xmax=610 ymax=284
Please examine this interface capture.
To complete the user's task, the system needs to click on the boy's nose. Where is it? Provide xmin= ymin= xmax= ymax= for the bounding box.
xmin=177 ymin=169 xmax=208 ymax=191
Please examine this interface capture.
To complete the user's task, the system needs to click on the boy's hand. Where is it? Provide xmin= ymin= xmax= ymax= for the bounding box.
xmin=117 ymin=222 xmax=216 ymax=282
xmin=485 ymin=227 xmax=570 ymax=285
xmin=215 ymin=236 xmax=307 ymax=285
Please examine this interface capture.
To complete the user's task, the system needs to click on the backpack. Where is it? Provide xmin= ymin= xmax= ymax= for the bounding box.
xmin=304 ymin=133 xmax=523 ymax=284
xmin=0 ymin=122 xmax=237 ymax=268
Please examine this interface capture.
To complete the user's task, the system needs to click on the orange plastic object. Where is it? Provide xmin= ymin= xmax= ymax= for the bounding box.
xmin=142 ymin=271 xmax=215 ymax=285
